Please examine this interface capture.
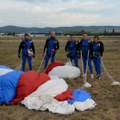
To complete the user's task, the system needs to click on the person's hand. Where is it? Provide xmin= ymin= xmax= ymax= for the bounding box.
xmin=77 ymin=51 xmax=81 ymax=59
xmin=33 ymin=54 xmax=35 ymax=58
xmin=67 ymin=53 xmax=70 ymax=58
xmin=18 ymin=54 xmax=21 ymax=58
xmin=89 ymin=55 xmax=93 ymax=59
xmin=51 ymin=49 xmax=55 ymax=52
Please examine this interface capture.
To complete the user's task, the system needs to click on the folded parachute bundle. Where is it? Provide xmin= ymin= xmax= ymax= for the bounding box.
xmin=46 ymin=61 xmax=81 ymax=79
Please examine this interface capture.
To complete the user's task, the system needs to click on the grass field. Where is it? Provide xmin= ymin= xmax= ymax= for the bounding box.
xmin=0 ymin=36 xmax=120 ymax=120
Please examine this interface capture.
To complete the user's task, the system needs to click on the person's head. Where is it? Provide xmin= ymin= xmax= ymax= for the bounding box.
xmin=24 ymin=33 xmax=29 ymax=40
xmin=50 ymin=31 xmax=56 ymax=37
xmin=70 ymin=35 xmax=75 ymax=41
xmin=83 ymin=34 xmax=88 ymax=40
xmin=94 ymin=35 xmax=99 ymax=42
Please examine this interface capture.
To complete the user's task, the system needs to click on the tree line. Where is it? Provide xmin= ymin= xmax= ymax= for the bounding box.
xmin=0 ymin=29 xmax=120 ymax=36
xmin=63 ymin=29 xmax=120 ymax=36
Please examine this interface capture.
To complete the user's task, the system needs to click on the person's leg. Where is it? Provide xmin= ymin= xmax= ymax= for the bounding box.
xmin=51 ymin=53 xmax=55 ymax=63
xmin=45 ymin=54 xmax=50 ymax=69
xmin=82 ymin=56 xmax=87 ymax=75
xmin=22 ymin=54 xmax=26 ymax=71
xmin=88 ymin=58 xmax=94 ymax=78
xmin=93 ymin=57 xmax=98 ymax=75
xmin=74 ymin=56 xmax=79 ymax=67
xmin=97 ymin=58 xmax=101 ymax=76
xmin=69 ymin=56 xmax=73 ymax=62
xmin=27 ymin=57 xmax=32 ymax=70
xmin=88 ymin=58 xmax=93 ymax=74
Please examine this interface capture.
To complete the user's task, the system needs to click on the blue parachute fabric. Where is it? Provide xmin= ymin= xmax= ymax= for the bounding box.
xmin=68 ymin=89 xmax=92 ymax=104
xmin=0 ymin=66 xmax=23 ymax=105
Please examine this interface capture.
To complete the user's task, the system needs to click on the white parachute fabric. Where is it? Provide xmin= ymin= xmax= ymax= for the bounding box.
xmin=49 ymin=75 xmax=60 ymax=80
xmin=48 ymin=61 xmax=80 ymax=79
xmin=21 ymin=78 xmax=75 ymax=115
xmin=21 ymin=96 xmax=75 ymax=115
xmin=21 ymin=78 xmax=96 ymax=114
xmin=67 ymin=89 xmax=96 ymax=111
xmin=0 ymin=67 xmax=13 ymax=76
xmin=26 ymin=78 xmax=68 ymax=98
xmin=73 ymin=99 xmax=96 ymax=111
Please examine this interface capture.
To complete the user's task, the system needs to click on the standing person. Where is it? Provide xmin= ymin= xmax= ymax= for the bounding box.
xmin=18 ymin=33 xmax=35 ymax=71
xmin=65 ymin=35 xmax=80 ymax=67
xmin=42 ymin=31 xmax=59 ymax=69
xmin=79 ymin=34 xmax=94 ymax=79
xmin=92 ymin=35 xmax=104 ymax=79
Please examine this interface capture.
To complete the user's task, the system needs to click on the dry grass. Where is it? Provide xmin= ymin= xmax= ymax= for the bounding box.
xmin=0 ymin=36 xmax=120 ymax=120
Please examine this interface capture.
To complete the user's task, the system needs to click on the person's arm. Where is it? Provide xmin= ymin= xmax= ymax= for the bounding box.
xmin=43 ymin=39 xmax=48 ymax=52
xmin=100 ymin=42 xmax=104 ymax=56
xmin=65 ymin=41 xmax=69 ymax=52
xmin=42 ymin=39 xmax=49 ymax=56
xmin=75 ymin=41 xmax=79 ymax=50
xmin=76 ymin=41 xmax=81 ymax=58
xmin=65 ymin=41 xmax=70 ymax=58
xmin=55 ymin=40 xmax=59 ymax=50
xmin=31 ymin=41 xmax=35 ymax=57
xmin=79 ymin=39 xmax=83 ymax=51
xmin=18 ymin=42 xmax=22 ymax=58
xmin=89 ymin=41 xmax=93 ymax=58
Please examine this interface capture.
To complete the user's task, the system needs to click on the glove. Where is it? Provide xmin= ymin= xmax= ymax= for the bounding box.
xmin=67 ymin=53 xmax=70 ymax=58
xmin=89 ymin=55 xmax=93 ymax=59
xmin=18 ymin=54 xmax=21 ymax=58
xmin=77 ymin=51 xmax=81 ymax=59
xmin=51 ymin=49 xmax=55 ymax=52
xmin=33 ymin=54 xmax=35 ymax=58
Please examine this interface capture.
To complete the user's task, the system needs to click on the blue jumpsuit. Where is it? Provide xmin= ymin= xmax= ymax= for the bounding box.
xmin=81 ymin=40 xmax=93 ymax=75
xmin=18 ymin=39 xmax=35 ymax=71
xmin=65 ymin=41 xmax=79 ymax=67
xmin=22 ymin=40 xmax=32 ymax=71
xmin=44 ymin=38 xmax=59 ymax=69
xmin=92 ymin=42 xmax=101 ymax=76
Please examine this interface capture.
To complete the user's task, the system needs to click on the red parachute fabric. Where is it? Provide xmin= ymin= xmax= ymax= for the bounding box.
xmin=54 ymin=90 xmax=74 ymax=101
xmin=45 ymin=61 xmax=64 ymax=74
xmin=11 ymin=71 xmax=50 ymax=104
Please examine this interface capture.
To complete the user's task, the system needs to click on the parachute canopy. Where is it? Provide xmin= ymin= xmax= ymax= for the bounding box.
xmin=48 ymin=61 xmax=81 ymax=79
xmin=11 ymin=71 xmax=50 ymax=104
xmin=0 ymin=65 xmax=96 ymax=115
xmin=45 ymin=61 xmax=64 ymax=74
xmin=0 ymin=65 xmax=23 ymax=105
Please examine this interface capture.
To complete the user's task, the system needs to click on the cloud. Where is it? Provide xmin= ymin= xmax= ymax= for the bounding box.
xmin=0 ymin=0 xmax=120 ymax=27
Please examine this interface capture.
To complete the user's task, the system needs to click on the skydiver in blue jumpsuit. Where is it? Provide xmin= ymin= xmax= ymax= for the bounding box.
xmin=79 ymin=34 xmax=94 ymax=79
xmin=65 ymin=35 xmax=80 ymax=67
xmin=18 ymin=33 xmax=35 ymax=71
xmin=91 ymin=36 xmax=104 ymax=79
xmin=43 ymin=32 xmax=59 ymax=69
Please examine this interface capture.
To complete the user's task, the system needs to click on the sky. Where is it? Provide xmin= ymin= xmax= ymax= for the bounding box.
xmin=0 ymin=0 xmax=120 ymax=27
